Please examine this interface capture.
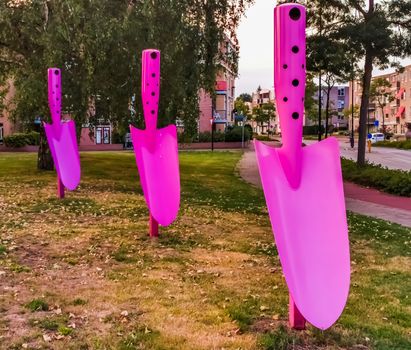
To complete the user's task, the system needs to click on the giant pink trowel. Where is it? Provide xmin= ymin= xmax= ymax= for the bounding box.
xmin=130 ymin=50 xmax=180 ymax=230
xmin=44 ymin=68 xmax=81 ymax=194
xmin=254 ymin=4 xmax=350 ymax=330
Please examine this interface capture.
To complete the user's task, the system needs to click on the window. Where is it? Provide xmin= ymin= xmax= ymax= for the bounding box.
xmin=337 ymin=88 xmax=345 ymax=96
xmin=338 ymin=100 xmax=345 ymax=109
xmin=96 ymin=127 xmax=111 ymax=144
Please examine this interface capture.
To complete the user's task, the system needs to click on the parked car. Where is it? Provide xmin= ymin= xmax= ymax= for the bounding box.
xmin=369 ymin=133 xmax=385 ymax=143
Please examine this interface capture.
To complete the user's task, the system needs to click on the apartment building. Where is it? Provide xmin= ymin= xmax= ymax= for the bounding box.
xmin=349 ymin=64 xmax=411 ymax=135
xmin=198 ymin=40 xmax=237 ymax=133
xmin=249 ymin=88 xmax=278 ymax=134
xmin=306 ymin=86 xmax=350 ymax=129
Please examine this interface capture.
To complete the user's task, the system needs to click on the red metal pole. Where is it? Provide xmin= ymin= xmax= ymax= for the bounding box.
xmin=289 ymin=294 xmax=306 ymax=330
xmin=149 ymin=213 xmax=159 ymax=238
xmin=57 ymin=175 xmax=65 ymax=199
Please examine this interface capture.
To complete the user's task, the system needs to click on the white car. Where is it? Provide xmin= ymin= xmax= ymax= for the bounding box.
xmin=369 ymin=133 xmax=385 ymax=144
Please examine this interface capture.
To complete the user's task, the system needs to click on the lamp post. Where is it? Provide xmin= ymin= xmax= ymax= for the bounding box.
xmin=350 ymin=66 xmax=355 ymax=149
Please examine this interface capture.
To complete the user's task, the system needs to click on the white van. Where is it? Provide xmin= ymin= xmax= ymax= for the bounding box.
xmin=369 ymin=133 xmax=385 ymax=144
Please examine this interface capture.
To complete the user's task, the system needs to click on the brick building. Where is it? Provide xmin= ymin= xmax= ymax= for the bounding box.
xmin=349 ymin=64 xmax=411 ymax=135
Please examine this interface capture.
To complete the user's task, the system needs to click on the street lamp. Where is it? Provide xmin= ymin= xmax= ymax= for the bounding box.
xmin=350 ymin=65 xmax=355 ymax=149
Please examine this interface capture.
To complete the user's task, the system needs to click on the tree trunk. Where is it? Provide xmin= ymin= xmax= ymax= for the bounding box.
xmin=37 ymin=125 xmax=54 ymax=170
xmin=357 ymin=51 xmax=373 ymax=166
xmin=325 ymin=86 xmax=331 ymax=138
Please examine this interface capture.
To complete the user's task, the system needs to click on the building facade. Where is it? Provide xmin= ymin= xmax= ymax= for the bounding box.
xmin=307 ymin=85 xmax=350 ymax=129
xmin=249 ymin=88 xmax=277 ymax=134
xmin=349 ymin=64 xmax=411 ymax=135
xmin=198 ymin=40 xmax=237 ymax=134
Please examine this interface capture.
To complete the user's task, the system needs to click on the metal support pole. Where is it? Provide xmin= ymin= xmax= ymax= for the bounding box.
xmin=289 ymin=294 xmax=306 ymax=330
xmin=149 ymin=213 xmax=159 ymax=238
xmin=211 ymin=121 xmax=214 ymax=152
xmin=57 ymin=175 xmax=65 ymax=199
xmin=350 ymin=65 xmax=355 ymax=148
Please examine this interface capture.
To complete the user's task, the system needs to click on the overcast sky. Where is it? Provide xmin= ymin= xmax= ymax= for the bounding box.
xmin=236 ymin=0 xmax=411 ymax=96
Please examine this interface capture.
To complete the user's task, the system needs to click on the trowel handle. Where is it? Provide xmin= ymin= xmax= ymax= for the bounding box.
xmin=48 ymin=68 xmax=62 ymax=125
xmin=142 ymin=49 xmax=160 ymax=131
xmin=274 ymin=4 xmax=306 ymax=153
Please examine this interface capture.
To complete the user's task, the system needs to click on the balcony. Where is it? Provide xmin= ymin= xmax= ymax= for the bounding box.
xmin=213 ymin=110 xmax=228 ymax=124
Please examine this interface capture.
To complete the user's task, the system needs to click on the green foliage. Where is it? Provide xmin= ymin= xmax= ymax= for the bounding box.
xmin=341 ymin=158 xmax=411 ymax=197
xmin=258 ymin=325 xmax=302 ymax=350
xmin=224 ymin=126 xmax=250 ymax=142
xmin=72 ymin=298 xmax=87 ymax=306
xmin=252 ymin=102 xmax=276 ymax=126
xmin=238 ymin=93 xmax=252 ymax=102
xmin=227 ymin=298 xmax=259 ymax=332
xmin=58 ymin=325 xmax=73 ymax=336
xmin=303 ymin=125 xmax=325 ymax=136
xmin=234 ymin=97 xmax=251 ymax=119
xmin=25 ymin=299 xmax=49 ymax=312
xmin=3 ymin=132 xmax=39 ymax=148
xmin=0 ymin=0 xmax=254 ymax=140
xmin=253 ymin=135 xmax=271 ymax=141
xmin=374 ymin=140 xmax=411 ymax=150
xmin=305 ymin=0 xmax=411 ymax=165
xmin=198 ymin=131 xmax=225 ymax=143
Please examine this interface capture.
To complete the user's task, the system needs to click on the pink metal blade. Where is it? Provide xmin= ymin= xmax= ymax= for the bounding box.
xmin=44 ymin=121 xmax=81 ymax=191
xmin=254 ymin=4 xmax=350 ymax=330
xmin=130 ymin=49 xmax=180 ymax=226
xmin=255 ymin=139 xmax=350 ymax=330
xmin=45 ymin=68 xmax=81 ymax=191
xmin=130 ymin=124 xmax=180 ymax=226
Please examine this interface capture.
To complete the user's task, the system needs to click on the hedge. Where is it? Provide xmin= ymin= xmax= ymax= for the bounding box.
xmin=178 ymin=126 xmax=250 ymax=143
xmin=374 ymin=140 xmax=411 ymax=150
xmin=341 ymin=158 xmax=411 ymax=197
xmin=3 ymin=132 xmax=40 ymax=148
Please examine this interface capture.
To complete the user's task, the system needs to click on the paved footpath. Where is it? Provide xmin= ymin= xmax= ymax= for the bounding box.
xmin=238 ymin=146 xmax=411 ymax=228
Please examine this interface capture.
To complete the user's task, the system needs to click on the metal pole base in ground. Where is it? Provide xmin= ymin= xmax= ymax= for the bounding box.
xmin=289 ymin=294 xmax=306 ymax=330
xmin=149 ymin=213 xmax=159 ymax=238
xmin=57 ymin=175 xmax=65 ymax=199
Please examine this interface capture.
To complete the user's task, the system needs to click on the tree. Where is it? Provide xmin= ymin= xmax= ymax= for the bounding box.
xmin=305 ymin=0 xmax=411 ymax=166
xmin=369 ymin=77 xmax=394 ymax=134
xmin=304 ymin=73 xmax=319 ymax=124
xmin=343 ymin=104 xmax=360 ymax=133
xmin=234 ymin=97 xmax=251 ymax=119
xmin=306 ymin=1 xmax=353 ymax=139
xmin=238 ymin=93 xmax=252 ymax=102
xmin=0 ymin=0 xmax=254 ymax=168
xmin=252 ymin=102 xmax=276 ymax=134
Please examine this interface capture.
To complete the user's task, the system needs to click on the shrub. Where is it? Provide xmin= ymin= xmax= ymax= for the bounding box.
xmin=224 ymin=126 xmax=250 ymax=142
xmin=25 ymin=299 xmax=49 ymax=312
xmin=254 ymin=135 xmax=271 ymax=141
xmin=4 ymin=131 xmax=40 ymax=148
xmin=341 ymin=158 xmax=411 ymax=197
xmin=303 ymin=125 xmax=324 ymax=136
xmin=374 ymin=140 xmax=411 ymax=150
xmin=198 ymin=131 xmax=225 ymax=142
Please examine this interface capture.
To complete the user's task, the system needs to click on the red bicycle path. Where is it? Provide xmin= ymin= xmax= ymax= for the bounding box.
xmin=343 ymin=182 xmax=411 ymax=212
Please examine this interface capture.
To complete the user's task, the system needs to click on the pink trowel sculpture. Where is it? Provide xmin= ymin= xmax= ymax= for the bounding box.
xmin=130 ymin=50 xmax=180 ymax=235
xmin=44 ymin=68 xmax=81 ymax=197
xmin=254 ymin=4 xmax=350 ymax=330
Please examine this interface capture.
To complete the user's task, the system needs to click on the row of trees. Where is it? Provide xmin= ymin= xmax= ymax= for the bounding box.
xmin=234 ymin=92 xmax=276 ymax=133
xmin=0 ymin=0 xmax=254 ymax=168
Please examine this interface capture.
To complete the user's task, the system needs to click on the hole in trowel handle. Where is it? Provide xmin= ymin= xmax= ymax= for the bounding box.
xmin=289 ymin=7 xmax=301 ymax=21
xmin=150 ymin=52 xmax=158 ymax=59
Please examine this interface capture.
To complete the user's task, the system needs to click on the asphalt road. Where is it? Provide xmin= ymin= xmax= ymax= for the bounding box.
xmin=305 ymin=138 xmax=410 ymax=171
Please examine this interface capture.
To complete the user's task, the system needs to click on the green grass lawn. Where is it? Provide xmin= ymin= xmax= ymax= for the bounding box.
xmin=0 ymin=151 xmax=410 ymax=350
